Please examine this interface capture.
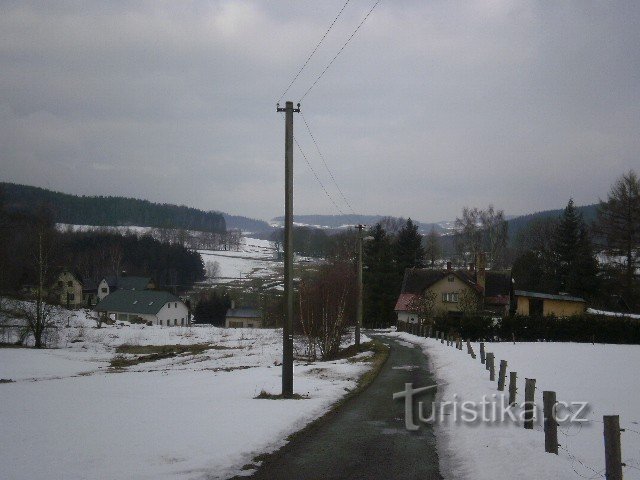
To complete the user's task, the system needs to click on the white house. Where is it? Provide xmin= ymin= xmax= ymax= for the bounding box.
xmin=97 ymin=276 xmax=154 ymax=302
xmin=94 ymin=289 xmax=189 ymax=326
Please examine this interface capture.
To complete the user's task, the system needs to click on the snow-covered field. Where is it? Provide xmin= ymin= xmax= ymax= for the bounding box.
xmin=0 ymin=310 xmax=374 ymax=480
xmin=199 ymin=238 xmax=280 ymax=284
xmin=387 ymin=332 xmax=640 ymax=480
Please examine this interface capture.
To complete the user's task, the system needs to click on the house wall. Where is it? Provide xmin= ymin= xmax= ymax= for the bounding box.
xmin=155 ymin=301 xmax=189 ymax=326
xmin=396 ymin=311 xmax=419 ymax=324
xmin=428 ymin=275 xmax=479 ymax=313
xmin=54 ymin=272 xmax=83 ymax=307
xmin=516 ymin=296 xmax=585 ymax=317
xmin=543 ymin=299 xmax=586 ymax=317
xmin=516 ymin=297 xmax=530 ymax=315
xmin=225 ymin=316 xmax=263 ymax=328
xmin=97 ymin=279 xmax=110 ymax=301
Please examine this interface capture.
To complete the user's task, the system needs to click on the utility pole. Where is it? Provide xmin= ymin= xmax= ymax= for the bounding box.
xmin=355 ymin=224 xmax=365 ymax=349
xmin=276 ymin=101 xmax=300 ymax=398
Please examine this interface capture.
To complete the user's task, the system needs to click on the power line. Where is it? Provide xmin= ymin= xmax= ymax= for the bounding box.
xmin=300 ymin=111 xmax=361 ymax=224
xmin=277 ymin=0 xmax=352 ymax=104
xmin=293 ymin=135 xmax=347 ymax=217
xmin=299 ymin=0 xmax=382 ymax=102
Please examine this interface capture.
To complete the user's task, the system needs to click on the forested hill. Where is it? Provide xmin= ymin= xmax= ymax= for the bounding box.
xmin=507 ymin=203 xmax=598 ymax=239
xmin=1 ymin=182 xmax=227 ymax=233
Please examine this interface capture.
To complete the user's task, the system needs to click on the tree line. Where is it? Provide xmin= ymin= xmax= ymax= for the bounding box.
xmin=1 ymin=182 xmax=226 ymax=234
xmin=0 ymin=192 xmax=205 ymax=297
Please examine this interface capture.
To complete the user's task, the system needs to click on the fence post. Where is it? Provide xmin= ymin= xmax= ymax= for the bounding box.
xmin=604 ymin=415 xmax=623 ymax=480
xmin=543 ymin=391 xmax=558 ymax=454
xmin=485 ymin=352 xmax=492 ymax=371
xmin=524 ymin=378 xmax=536 ymax=429
xmin=508 ymin=371 xmax=517 ymax=406
xmin=487 ymin=354 xmax=495 ymax=381
xmin=429 ymin=325 xmax=433 ymax=338
xmin=498 ymin=360 xmax=508 ymax=391
xmin=466 ymin=340 xmax=472 ymax=354
xmin=480 ymin=342 xmax=485 ymax=364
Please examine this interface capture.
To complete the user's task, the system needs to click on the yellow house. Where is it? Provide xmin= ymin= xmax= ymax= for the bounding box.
xmin=514 ymin=290 xmax=586 ymax=317
xmin=51 ymin=269 xmax=84 ymax=308
xmin=394 ymin=262 xmax=512 ymax=323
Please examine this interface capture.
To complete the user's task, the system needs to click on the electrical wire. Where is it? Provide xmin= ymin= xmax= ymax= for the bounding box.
xmin=293 ymin=135 xmax=347 ymax=217
xmin=300 ymin=111 xmax=361 ymax=225
xmin=299 ymin=0 xmax=382 ymax=102
xmin=277 ymin=0 xmax=352 ymax=104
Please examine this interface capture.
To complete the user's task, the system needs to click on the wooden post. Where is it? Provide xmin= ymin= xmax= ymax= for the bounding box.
xmin=466 ymin=340 xmax=472 ymax=354
xmin=604 ymin=415 xmax=623 ymax=480
xmin=498 ymin=360 xmax=508 ymax=391
xmin=508 ymin=371 xmax=517 ymax=406
xmin=543 ymin=391 xmax=558 ymax=454
xmin=524 ymin=378 xmax=536 ymax=429
xmin=485 ymin=352 xmax=492 ymax=371
xmin=480 ymin=342 xmax=485 ymax=364
xmin=488 ymin=354 xmax=495 ymax=381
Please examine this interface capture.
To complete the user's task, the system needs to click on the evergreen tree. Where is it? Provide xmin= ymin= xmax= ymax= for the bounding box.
xmin=596 ymin=170 xmax=640 ymax=308
xmin=394 ymin=218 xmax=425 ymax=276
xmin=553 ymin=199 xmax=599 ymax=299
xmin=363 ymin=224 xmax=397 ymax=327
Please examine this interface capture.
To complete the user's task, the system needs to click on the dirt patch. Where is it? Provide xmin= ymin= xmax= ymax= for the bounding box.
xmin=110 ymin=343 xmax=237 ymax=369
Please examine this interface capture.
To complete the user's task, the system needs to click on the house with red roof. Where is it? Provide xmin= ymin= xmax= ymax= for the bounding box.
xmin=394 ymin=255 xmax=512 ymax=324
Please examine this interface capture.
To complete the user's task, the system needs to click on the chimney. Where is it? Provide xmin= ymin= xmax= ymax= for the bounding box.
xmin=446 ymin=261 xmax=452 ymax=272
xmin=477 ymin=253 xmax=486 ymax=291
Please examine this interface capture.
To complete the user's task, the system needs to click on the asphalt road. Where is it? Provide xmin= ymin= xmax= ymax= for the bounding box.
xmin=242 ymin=334 xmax=443 ymax=480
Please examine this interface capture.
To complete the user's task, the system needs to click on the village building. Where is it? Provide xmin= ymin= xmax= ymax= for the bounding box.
xmin=97 ymin=275 xmax=154 ymax=302
xmin=394 ymin=259 xmax=512 ymax=324
xmin=94 ymin=289 xmax=189 ymax=326
xmin=514 ymin=290 xmax=586 ymax=317
xmin=225 ymin=307 xmax=263 ymax=328
xmin=51 ymin=269 xmax=85 ymax=308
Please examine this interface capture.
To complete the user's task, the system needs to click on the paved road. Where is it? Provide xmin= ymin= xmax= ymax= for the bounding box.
xmin=243 ymin=334 xmax=442 ymax=480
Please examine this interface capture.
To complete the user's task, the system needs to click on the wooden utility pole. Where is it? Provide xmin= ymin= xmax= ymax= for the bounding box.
xmin=277 ymin=101 xmax=300 ymax=398
xmin=355 ymin=224 xmax=365 ymax=348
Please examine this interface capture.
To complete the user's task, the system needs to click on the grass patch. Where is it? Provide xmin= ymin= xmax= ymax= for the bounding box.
xmin=110 ymin=343 xmax=236 ymax=369
xmin=255 ymin=389 xmax=309 ymax=400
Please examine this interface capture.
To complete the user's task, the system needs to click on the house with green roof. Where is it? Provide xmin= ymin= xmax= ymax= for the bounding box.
xmin=97 ymin=275 xmax=155 ymax=302
xmin=94 ymin=289 xmax=189 ymax=326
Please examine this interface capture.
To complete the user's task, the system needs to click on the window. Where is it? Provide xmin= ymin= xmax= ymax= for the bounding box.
xmin=67 ymin=281 xmax=73 ymax=287
xmin=58 ymin=281 xmax=63 ymax=287
xmin=448 ymin=275 xmax=455 ymax=283
xmin=68 ymin=293 xmax=75 ymax=301
xmin=101 ymin=288 xmax=108 ymax=293
xmin=442 ymin=292 xmax=459 ymax=303
xmin=174 ymin=302 xmax=177 ymax=308
xmin=168 ymin=303 xmax=170 ymax=308
xmin=181 ymin=318 xmax=184 ymax=326
xmin=174 ymin=319 xmax=177 ymax=326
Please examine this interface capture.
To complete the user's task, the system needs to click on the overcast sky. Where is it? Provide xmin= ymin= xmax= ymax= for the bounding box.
xmin=1 ymin=1 xmax=638 ymax=223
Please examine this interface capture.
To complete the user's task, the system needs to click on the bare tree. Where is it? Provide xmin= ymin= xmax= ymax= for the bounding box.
xmin=407 ymin=290 xmax=437 ymax=326
xmin=19 ymin=226 xmax=59 ymax=348
xmin=205 ymin=260 xmax=221 ymax=280
xmin=298 ymin=260 xmax=355 ymax=360
xmin=455 ymin=205 xmax=508 ymax=267
xmin=459 ymin=289 xmax=481 ymax=316
xmin=424 ymin=227 xmax=442 ymax=267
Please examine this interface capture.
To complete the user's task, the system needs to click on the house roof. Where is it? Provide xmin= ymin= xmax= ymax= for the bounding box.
xmin=394 ymin=293 xmax=418 ymax=312
xmin=94 ymin=289 xmax=182 ymax=315
xmin=104 ymin=276 xmax=152 ymax=291
xmin=400 ymin=268 xmax=484 ymax=295
xmin=226 ymin=308 xmax=262 ymax=319
xmin=514 ymin=290 xmax=585 ymax=303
